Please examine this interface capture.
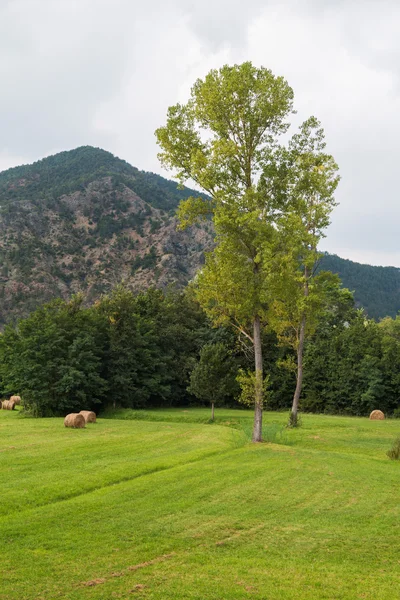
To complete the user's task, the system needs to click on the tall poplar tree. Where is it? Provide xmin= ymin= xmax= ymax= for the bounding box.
xmin=156 ymin=62 xmax=337 ymax=441
xmin=269 ymin=118 xmax=339 ymax=425
xmin=156 ymin=62 xmax=294 ymax=441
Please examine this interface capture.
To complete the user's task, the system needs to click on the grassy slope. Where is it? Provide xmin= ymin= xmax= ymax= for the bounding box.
xmin=1 ymin=408 xmax=399 ymax=600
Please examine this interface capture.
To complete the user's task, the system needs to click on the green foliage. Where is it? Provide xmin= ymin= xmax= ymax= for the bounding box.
xmin=157 ymin=62 xmax=298 ymax=443
xmin=236 ymin=369 xmax=270 ymax=407
xmin=188 ymin=342 xmax=239 ymax=407
xmin=1 ymin=268 xmax=400 ymax=420
xmin=387 ymin=437 xmax=400 ymax=460
xmin=268 ymin=117 xmax=341 ymax=349
xmin=156 ymin=61 xmax=341 ymax=442
xmin=97 ymin=286 xmax=210 ymax=409
xmin=95 ymin=214 xmax=125 ymax=238
xmin=149 ymin=218 xmax=161 ymax=233
xmin=98 ymin=286 xmax=164 ymax=408
xmin=301 ymin=296 xmax=400 ymax=416
xmin=0 ymin=296 xmax=108 ymax=416
xmin=287 ymin=411 xmax=302 ymax=428
xmin=320 ymin=253 xmax=400 ymax=320
xmin=156 ymin=62 xmax=294 ymax=192
xmin=0 ymin=287 xmax=218 ymax=416
xmin=156 ymin=61 xmax=296 ymax=329
xmin=0 ymin=145 xmax=207 ymax=212
xmin=131 ymin=288 xmax=214 ymax=405
xmin=131 ymin=247 xmax=159 ymax=272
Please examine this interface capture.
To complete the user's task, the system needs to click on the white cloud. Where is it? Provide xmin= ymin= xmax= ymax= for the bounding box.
xmin=242 ymin=2 xmax=400 ymax=265
xmin=1 ymin=0 xmax=400 ymax=267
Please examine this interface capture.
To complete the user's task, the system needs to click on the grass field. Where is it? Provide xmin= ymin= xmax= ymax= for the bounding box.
xmin=1 ymin=407 xmax=399 ymax=599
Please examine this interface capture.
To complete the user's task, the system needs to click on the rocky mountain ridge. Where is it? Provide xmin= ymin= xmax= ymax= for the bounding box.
xmin=0 ymin=146 xmax=213 ymax=325
xmin=0 ymin=145 xmax=398 ymax=325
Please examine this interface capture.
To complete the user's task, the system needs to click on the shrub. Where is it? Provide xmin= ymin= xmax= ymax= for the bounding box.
xmin=387 ymin=437 xmax=400 ymax=460
xmin=287 ymin=411 xmax=302 ymax=428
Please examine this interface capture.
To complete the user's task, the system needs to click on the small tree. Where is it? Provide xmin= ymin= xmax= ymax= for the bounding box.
xmin=188 ymin=343 xmax=238 ymax=420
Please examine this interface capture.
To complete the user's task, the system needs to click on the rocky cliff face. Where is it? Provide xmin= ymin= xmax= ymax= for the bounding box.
xmin=0 ymin=147 xmax=213 ymax=325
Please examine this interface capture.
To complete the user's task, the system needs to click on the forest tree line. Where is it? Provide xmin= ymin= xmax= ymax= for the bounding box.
xmin=319 ymin=253 xmax=400 ymax=320
xmin=1 ymin=284 xmax=400 ymax=418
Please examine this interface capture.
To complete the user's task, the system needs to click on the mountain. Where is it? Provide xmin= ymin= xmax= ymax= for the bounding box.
xmin=319 ymin=253 xmax=400 ymax=320
xmin=0 ymin=146 xmax=398 ymax=326
xmin=0 ymin=146 xmax=213 ymax=325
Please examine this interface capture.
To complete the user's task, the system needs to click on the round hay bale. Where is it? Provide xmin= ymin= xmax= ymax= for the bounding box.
xmin=79 ymin=410 xmax=96 ymax=423
xmin=369 ymin=410 xmax=385 ymax=420
xmin=10 ymin=395 xmax=21 ymax=405
xmin=2 ymin=400 xmax=15 ymax=411
xmin=64 ymin=413 xmax=85 ymax=428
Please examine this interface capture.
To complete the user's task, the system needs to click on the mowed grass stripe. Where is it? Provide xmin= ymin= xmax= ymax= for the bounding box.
xmin=0 ymin=411 xmax=243 ymax=516
xmin=107 ymin=407 xmax=400 ymax=460
xmin=1 ymin=413 xmax=400 ymax=600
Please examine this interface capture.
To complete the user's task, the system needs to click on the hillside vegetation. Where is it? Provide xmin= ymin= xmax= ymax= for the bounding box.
xmin=0 ymin=146 xmax=398 ymax=325
xmin=320 ymin=253 xmax=400 ymax=319
xmin=1 ymin=408 xmax=399 ymax=600
xmin=0 ymin=146 xmax=212 ymax=325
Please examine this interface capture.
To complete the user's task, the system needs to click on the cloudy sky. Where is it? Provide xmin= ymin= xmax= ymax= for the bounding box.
xmin=1 ymin=0 xmax=399 ymax=266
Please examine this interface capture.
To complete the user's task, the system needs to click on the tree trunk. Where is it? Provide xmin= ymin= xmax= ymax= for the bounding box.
xmin=252 ymin=314 xmax=263 ymax=442
xmin=290 ymin=314 xmax=306 ymax=426
xmin=290 ymin=267 xmax=309 ymax=426
xmin=211 ymin=402 xmax=215 ymax=421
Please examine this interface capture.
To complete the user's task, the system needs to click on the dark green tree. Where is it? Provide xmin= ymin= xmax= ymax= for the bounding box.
xmin=188 ymin=343 xmax=239 ymax=420
xmin=0 ymin=296 xmax=108 ymax=416
xmin=132 ymin=288 xmax=205 ymax=404
xmin=99 ymin=286 xmax=169 ymax=408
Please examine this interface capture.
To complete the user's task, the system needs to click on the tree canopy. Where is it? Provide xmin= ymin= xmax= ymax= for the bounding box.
xmin=156 ymin=61 xmax=339 ymax=439
xmin=1 ymin=283 xmax=400 ymax=419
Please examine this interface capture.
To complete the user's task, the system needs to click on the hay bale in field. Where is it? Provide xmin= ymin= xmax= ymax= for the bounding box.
xmin=2 ymin=400 xmax=15 ymax=410
xmin=10 ymin=395 xmax=21 ymax=405
xmin=79 ymin=410 xmax=96 ymax=423
xmin=369 ymin=410 xmax=385 ymax=420
xmin=64 ymin=413 xmax=85 ymax=428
